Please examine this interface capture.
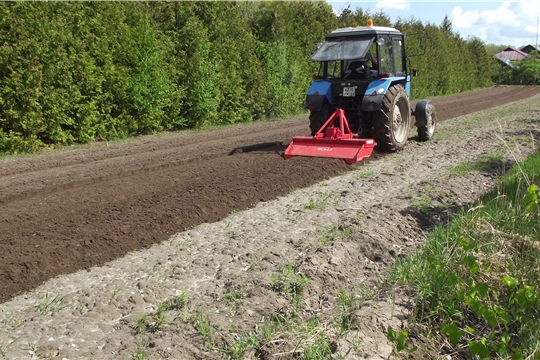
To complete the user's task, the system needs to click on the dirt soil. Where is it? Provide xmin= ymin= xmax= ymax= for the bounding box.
xmin=1 ymin=86 xmax=540 ymax=359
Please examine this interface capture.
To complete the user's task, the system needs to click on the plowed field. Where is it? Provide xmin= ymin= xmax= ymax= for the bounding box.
xmin=2 ymin=86 xmax=540 ymax=303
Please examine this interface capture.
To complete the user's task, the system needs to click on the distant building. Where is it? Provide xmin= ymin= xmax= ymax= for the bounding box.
xmin=494 ymin=45 xmax=539 ymax=69
xmin=520 ymin=44 xmax=540 ymax=54
xmin=493 ymin=47 xmax=530 ymax=69
xmin=494 ymin=47 xmax=528 ymax=62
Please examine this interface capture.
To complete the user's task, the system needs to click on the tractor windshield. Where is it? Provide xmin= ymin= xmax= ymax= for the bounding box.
xmin=310 ymin=39 xmax=372 ymax=61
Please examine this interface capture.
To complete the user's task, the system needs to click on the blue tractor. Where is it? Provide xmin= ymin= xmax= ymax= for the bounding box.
xmin=285 ymin=20 xmax=436 ymax=163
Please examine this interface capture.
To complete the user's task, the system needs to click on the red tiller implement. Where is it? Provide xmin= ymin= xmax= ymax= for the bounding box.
xmin=284 ymin=108 xmax=375 ymax=164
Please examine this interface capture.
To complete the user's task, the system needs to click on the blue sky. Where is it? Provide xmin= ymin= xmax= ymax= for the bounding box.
xmin=327 ymin=1 xmax=540 ymax=48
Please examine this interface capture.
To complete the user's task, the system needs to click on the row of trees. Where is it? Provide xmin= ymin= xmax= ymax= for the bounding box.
xmin=0 ymin=2 xmax=493 ymax=154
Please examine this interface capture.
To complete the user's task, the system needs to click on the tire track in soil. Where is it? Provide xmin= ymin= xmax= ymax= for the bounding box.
xmin=1 ymin=86 xmax=540 ymax=303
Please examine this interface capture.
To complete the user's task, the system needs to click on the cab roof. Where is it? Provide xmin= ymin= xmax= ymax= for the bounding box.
xmin=326 ymin=26 xmax=402 ymax=39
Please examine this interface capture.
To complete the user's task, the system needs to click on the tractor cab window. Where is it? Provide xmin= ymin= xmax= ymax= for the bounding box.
xmin=321 ymin=61 xmax=341 ymax=79
xmin=367 ymin=41 xmax=378 ymax=70
xmin=316 ymin=61 xmax=343 ymax=79
xmin=310 ymin=39 xmax=372 ymax=61
xmin=392 ymin=38 xmax=405 ymax=75
xmin=311 ymin=38 xmax=377 ymax=79
xmin=326 ymin=60 xmax=343 ymax=78
xmin=378 ymin=36 xmax=405 ymax=76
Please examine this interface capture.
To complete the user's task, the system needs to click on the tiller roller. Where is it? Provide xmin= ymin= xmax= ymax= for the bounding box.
xmin=284 ymin=108 xmax=375 ymax=164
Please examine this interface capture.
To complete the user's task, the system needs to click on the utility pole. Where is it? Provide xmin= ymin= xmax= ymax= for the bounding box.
xmin=536 ymin=17 xmax=540 ymax=51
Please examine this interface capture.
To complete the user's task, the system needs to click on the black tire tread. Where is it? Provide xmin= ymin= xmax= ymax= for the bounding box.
xmin=417 ymin=104 xmax=436 ymax=142
xmin=372 ymin=85 xmax=410 ymax=152
xmin=309 ymin=102 xmax=332 ymax=136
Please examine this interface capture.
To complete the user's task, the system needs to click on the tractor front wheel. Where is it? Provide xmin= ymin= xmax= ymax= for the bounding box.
xmin=309 ymin=101 xmax=332 ymax=136
xmin=417 ymin=103 xmax=436 ymax=141
xmin=372 ymin=85 xmax=411 ymax=151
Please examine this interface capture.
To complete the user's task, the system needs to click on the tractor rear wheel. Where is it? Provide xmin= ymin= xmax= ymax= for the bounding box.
xmin=309 ymin=101 xmax=332 ymax=136
xmin=372 ymin=85 xmax=411 ymax=151
xmin=417 ymin=103 xmax=436 ymax=141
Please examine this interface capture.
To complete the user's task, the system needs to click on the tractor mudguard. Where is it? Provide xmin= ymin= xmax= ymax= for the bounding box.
xmin=305 ymin=80 xmax=332 ymax=110
xmin=305 ymin=94 xmax=327 ymax=111
xmin=360 ymin=78 xmax=390 ymax=112
xmin=361 ymin=77 xmax=410 ymax=112
xmin=361 ymin=94 xmax=384 ymax=112
xmin=414 ymin=99 xmax=432 ymax=127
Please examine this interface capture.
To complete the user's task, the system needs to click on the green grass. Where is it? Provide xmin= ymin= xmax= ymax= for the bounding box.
xmin=411 ymin=195 xmax=433 ymax=213
xmin=166 ymin=282 xmax=369 ymax=359
xmin=190 ymin=311 xmax=214 ymax=350
xmin=107 ymin=287 xmax=122 ymax=299
xmin=157 ymin=292 xmax=188 ymax=312
xmin=269 ymin=262 xmax=309 ymax=298
xmin=36 ymin=293 xmax=67 ymax=316
xmin=130 ymin=340 xmax=149 ymax=360
xmin=411 ymin=183 xmax=438 ymax=213
xmin=219 ymin=306 xmax=338 ymax=359
xmin=133 ymin=292 xmax=188 ymax=335
xmin=335 ymin=290 xmax=360 ymax=332
xmin=357 ymin=169 xmax=375 ymax=179
xmin=448 ymin=152 xmax=504 ymax=176
xmin=0 ymin=339 xmax=16 ymax=359
xmin=302 ymin=190 xmax=334 ymax=211
xmin=223 ymin=290 xmax=245 ymax=315
xmin=316 ymin=223 xmax=357 ymax=247
xmin=388 ymin=146 xmax=540 ymax=359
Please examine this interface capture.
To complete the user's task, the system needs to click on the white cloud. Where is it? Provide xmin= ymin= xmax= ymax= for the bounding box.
xmin=450 ymin=6 xmax=480 ymax=28
xmin=375 ymin=0 xmax=410 ymax=12
xmin=514 ymin=2 xmax=540 ymax=23
xmin=449 ymin=2 xmax=539 ymax=46
xmin=476 ymin=2 xmax=517 ymax=26
xmin=451 ymin=2 xmax=517 ymax=28
xmin=525 ymin=25 xmax=539 ymax=36
xmin=469 ymin=22 xmax=535 ymax=47
xmin=327 ymin=0 xmax=539 ymax=47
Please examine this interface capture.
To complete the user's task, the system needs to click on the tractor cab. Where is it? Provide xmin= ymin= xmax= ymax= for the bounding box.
xmin=310 ymin=24 xmax=409 ymax=80
xmin=304 ymin=23 xmax=412 ymax=138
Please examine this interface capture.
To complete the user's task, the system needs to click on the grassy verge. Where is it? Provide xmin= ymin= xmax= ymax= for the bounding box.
xmin=388 ymin=147 xmax=540 ymax=359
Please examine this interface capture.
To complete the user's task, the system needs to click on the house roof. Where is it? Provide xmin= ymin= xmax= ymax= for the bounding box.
xmin=495 ymin=48 xmax=528 ymax=61
xmin=520 ymin=44 xmax=540 ymax=54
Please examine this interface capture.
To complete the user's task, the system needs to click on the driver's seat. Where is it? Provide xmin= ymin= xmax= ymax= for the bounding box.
xmin=344 ymin=60 xmax=369 ymax=79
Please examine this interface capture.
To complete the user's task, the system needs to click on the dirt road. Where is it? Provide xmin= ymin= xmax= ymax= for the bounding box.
xmin=1 ymin=86 xmax=540 ymax=359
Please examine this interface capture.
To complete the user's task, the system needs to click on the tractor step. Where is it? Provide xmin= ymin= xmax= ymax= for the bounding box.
xmin=284 ymin=108 xmax=376 ymax=164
